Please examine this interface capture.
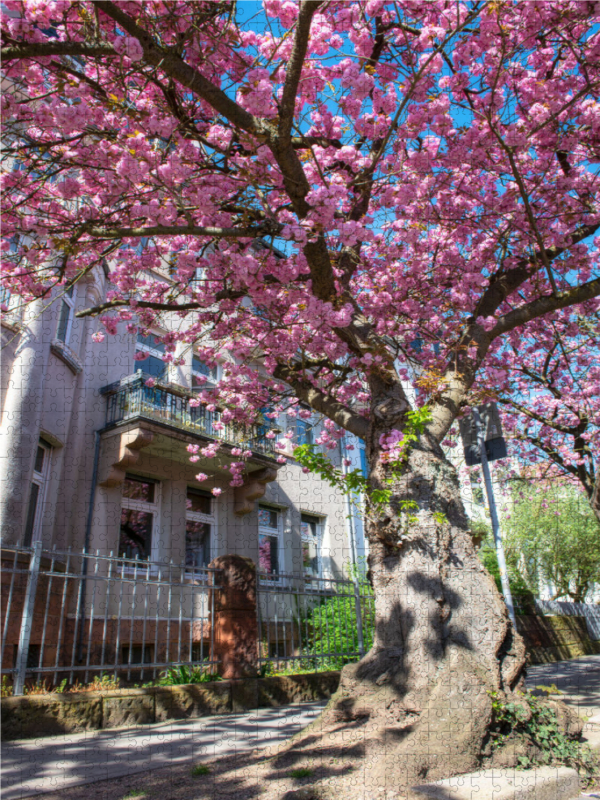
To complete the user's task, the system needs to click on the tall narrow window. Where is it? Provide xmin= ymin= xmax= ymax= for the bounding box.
xmin=258 ymin=505 xmax=281 ymax=578
xmin=185 ymin=488 xmax=214 ymax=569
xmin=119 ymin=475 xmax=159 ymax=560
xmin=23 ymin=440 xmax=52 ymax=546
xmin=56 ymin=286 xmax=76 ymax=344
xmin=135 ymin=332 xmax=167 ymax=381
xmin=191 ymin=354 xmax=219 ymax=393
xmin=358 ymin=440 xmax=368 ymax=477
xmin=301 ymin=513 xmax=322 ymax=580
xmin=296 ymin=417 xmax=313 ymax=446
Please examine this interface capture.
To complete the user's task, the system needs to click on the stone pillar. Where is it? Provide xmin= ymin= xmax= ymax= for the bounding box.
xmin=209 ymin=555 xmax=258 ymax=679
xmin=0 ymin=299 xmax=50 ymax=545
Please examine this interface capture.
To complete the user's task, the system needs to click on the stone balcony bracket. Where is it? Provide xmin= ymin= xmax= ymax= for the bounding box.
xmin=98 ymin=427 xmax=155 ymax=488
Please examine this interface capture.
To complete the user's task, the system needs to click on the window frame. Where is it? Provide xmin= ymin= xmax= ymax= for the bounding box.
xmin=185 ymin=487 xmax=216 ymax=572
xmin=119 ymin=474 xmax=161 ymax=565
xmin=295 ymin=415 xmax=314 ymax=446
xmin=358 ymin=440 xmax=368 ymax=478
xmin=191 ymin=353 xmax=219 ymax=393
xmin=258 ymin=504 xmax=283 ymax=582
xmin=300 ymin=512 xmax=324 ymax=583
xmin=135 ymin=331 xmax=168 ymax=382
xmin=23 ymin=439 xmax=52 ymax=547
xmin=55 ymin=284 xmax=77 ymax=345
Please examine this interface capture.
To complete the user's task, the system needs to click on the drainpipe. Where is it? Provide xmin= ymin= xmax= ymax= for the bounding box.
xmin=76 ymin=429 xmax=101 ymax=662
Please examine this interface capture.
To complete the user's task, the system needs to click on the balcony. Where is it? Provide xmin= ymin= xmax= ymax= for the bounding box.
xmin=101 ymin=372 xmax=277 ymax=458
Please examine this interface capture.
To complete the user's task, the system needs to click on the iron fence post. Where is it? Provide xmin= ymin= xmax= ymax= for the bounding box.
xmin=354 ymin=578 xmax=365 ymax=658
xmin=14 ymin=539 xmax=43 ymax=695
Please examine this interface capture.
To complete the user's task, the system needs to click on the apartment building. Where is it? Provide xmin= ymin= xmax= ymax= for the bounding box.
xmin=0 ymin=260 xmax=369 ymax=575
xmin=0 ymin=258 xmax=374 ymax=679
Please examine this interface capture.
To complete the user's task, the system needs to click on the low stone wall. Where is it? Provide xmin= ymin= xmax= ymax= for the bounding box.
xmin=1 ymin=671 xmax=341 ymax=741
xmin=516 ymin=614 xmax=600 ymax=664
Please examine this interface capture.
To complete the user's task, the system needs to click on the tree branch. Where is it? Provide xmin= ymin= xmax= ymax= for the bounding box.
xmin=85 ymin=223 xmax=282 ymax=239
xmin=76 ymin=290 xmax=246 ymax=318
xmin=278 ymin=0 xmax=322 ymax=140
xmin=490 ymin=277 xmax=600 ymax=339
xmin=1 ymin=42 xmax=115 ymax=61
xmin=273 ymin=364 xmax=369 ymax=440
xmin=497 ymin=397 xmax=582 ymax=436
xmin=95 ymin=1 xmax=266 ymax=138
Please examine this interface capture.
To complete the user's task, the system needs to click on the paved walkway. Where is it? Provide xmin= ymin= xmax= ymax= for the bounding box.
xmin=3 ymin=655 xmax=600 ymax=800
xmin=1 ymin=701 xmax=327 ymax=800
xmin=526 ymin=654 xmax=600 ymax=723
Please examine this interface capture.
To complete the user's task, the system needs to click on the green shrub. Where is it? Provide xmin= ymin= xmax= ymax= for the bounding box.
xmin=191 ymin=764 xmax=210 ymax=776
xmin=300 ymin=573 xmax=374 ymax=671
xmin=157 ymin=666 xmax=220 ymax=685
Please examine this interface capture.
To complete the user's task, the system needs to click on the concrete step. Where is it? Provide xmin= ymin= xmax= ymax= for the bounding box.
xmin=411 ymin=767 xmax=580 ymax=800
xmin=581 ymin=727 xmax=600 ymax=752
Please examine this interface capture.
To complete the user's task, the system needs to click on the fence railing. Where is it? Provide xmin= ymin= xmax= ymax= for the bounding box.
xmin=1 ymin=543 xmax=219 ymax=693
xmin=101 ymin=372 xmax=277 ymax=457
xmin=256 ymin=570 xmax=375 ymax=674
xmin=534 ymin=598 xmax=600 ymax=641
xmin=1 ymin=545 xmax=377 ymax=695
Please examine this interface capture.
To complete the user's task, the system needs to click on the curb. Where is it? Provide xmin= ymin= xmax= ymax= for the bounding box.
xmin=411 ymin=767 xmax=580 ymax=800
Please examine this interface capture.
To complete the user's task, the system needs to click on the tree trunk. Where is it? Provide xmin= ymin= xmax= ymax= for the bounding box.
xmin=274 ymin=429 xmax=527 ymax=796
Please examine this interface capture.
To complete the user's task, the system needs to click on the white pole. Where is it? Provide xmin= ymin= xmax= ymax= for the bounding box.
xmin=472 ymin=407 xmax=516 ymax=626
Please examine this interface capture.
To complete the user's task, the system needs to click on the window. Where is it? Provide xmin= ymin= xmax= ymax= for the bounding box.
xmin=185 ymin=488 xmax=214 ymax=569
xmin=0 ymin=285 xmax=11 ymax=308
xmin=23 ymin=439 xmax=52 ymax=546
xmin=258 ymin=505 xmax=281 ymax=578
xmin=135 ymin=332 xmax=168 ymax=381
xmin=191 ymin=354 xmax=219 ymax=393
xmin=358 ymin=440 xmax=368 ymax=477
xmin=296 ymin=417 xmax=313 ymax=446
xmin=119 ymin=475 xmax=159 ymax=560
xmin=55 ymin=285 xmax=76 ymax=344
xmin=301 ymin=514 xmax=322 ymax=580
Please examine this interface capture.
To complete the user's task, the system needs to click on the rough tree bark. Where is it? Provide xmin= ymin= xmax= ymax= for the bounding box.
xmin=272 ymin=397 xmax=528 ymax=797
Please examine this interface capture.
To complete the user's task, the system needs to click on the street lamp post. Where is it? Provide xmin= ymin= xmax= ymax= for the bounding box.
xmin=471 ymin=406 xmax=516 ymax=626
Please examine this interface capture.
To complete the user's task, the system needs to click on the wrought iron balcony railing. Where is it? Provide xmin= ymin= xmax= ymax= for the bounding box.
xmin=101 ymin=371 xmax=277 ymax=457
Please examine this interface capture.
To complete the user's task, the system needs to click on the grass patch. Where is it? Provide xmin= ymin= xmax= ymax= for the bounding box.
xmin=290 ymin=768 xmax=313 ymax=779
xmin=121 ymin=791 xmax=147 ymax=799
xmin=191 ymin=764 xmax=211 ymax=777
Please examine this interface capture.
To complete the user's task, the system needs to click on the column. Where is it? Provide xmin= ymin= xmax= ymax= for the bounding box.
xmin=0 ymin=299 xmax=50 ymax=545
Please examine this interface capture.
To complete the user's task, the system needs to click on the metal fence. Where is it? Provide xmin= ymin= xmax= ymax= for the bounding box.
xmin=535 ymin=598 xmax=600 ymax=641
xmin=1 ymin=542 xmax=218 ymax=693
xmin=1 ymin=544 xmax=377 ymax=695
xmin=256 ymin=570 xmax=375 ymax=674
xmin=101 ymin=371 xmax=277 ymax=457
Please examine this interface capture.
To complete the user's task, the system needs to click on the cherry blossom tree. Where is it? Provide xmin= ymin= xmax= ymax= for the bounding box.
xmin=2 ymin=0 xmax=600 ymax=790
xmin=490 ymin=312 xmax=600 ymax=523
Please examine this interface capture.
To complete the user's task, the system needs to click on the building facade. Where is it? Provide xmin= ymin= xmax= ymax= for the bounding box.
xmin=1 ymin=262 xmax=372 ymax=681
xmin=1 ymin=265 xmax=367 ymax=577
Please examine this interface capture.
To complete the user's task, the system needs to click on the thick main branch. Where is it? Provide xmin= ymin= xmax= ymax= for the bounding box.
xmin=273 ymin=364 xmax=369 ymax=440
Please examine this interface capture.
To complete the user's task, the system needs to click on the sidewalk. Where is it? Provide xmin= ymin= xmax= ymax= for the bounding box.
xmin=525 ymin=653 xmax=600 ymax=757
xmin=1 ymin=700 xmax=327 ymax=800
xmin=526 ymin=654 xmax=600 ymax=722
xmin=3 ymin=655 xmax=599 ymax=800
